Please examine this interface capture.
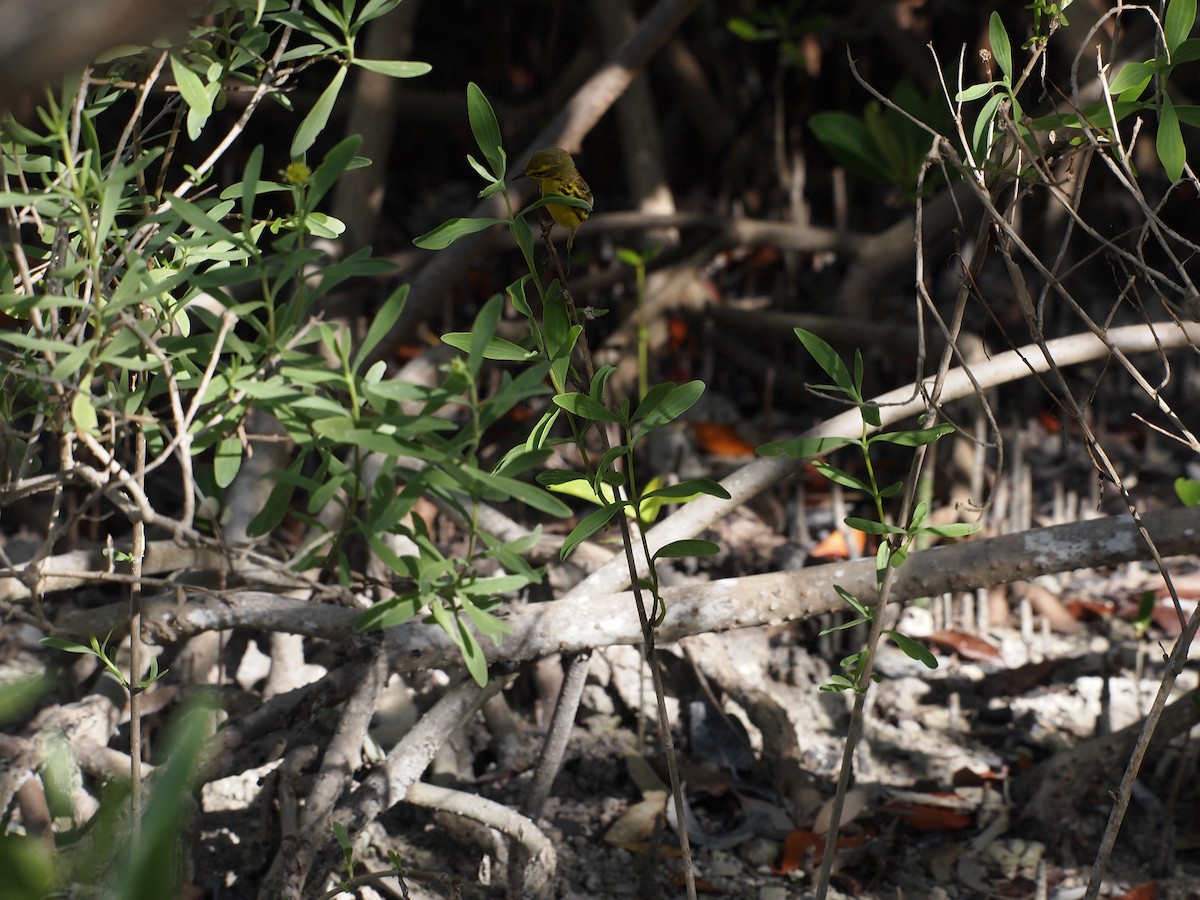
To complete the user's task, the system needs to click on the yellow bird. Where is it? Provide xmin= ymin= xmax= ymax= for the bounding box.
xmin=523 ymin=147 xmax=592 ymax=251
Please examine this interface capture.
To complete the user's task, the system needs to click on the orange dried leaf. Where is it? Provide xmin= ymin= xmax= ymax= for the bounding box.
xmin=689 ymin=421 xmax=757 ymax=457
xmin=1036 ymin=408 xmax=1061 ymax=432
xmin=1118 ymin=883 xmax=1159 ymax=900
xmin=809 ymin=527 xmax=867 ymax=561
xmin=772 ymin=829 xmax=824 ymax=874
xmin=927 ymin=629 xmax=1005 ymax=665
xmin=885 ymin=801 xmax=972 ymax=832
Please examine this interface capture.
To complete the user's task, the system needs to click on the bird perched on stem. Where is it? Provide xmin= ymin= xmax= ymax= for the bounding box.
xmin=523 ymin=147 xmax=592 ymax=251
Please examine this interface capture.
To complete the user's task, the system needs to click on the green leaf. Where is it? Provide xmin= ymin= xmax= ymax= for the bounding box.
xmin=1107 ymin=61 xmax=1155 ymax=98
xmin=1157 ymin=93 xmax=1186 ymax=181
xmin=808 ymin=111 xmax=894 ymax=184
xmin=955 ymin=82 xmax=1003 ymax=102
xmin=351 ymin=58 xmax=431 ymax=78
xmin=844 ymin=516 xmax=903 ymax=535
xmin=120 ymin=708 xmax=207 ymax=900
xmin=71 ymin=393 xmax=99 ymax=436
xmin=812 ymin=460 xmax=870 ymax=493
xmin=989 ymin=11 xmax=1012 ymax=83
xmin=440 ymin=332 xmax=533 ymax=361
xmin=356 ymin=592 xmax=425 ymax=631
xmin=641 ymin=478 xmax=731 ymax=502
xmin=869 ymin=423 xmax=955 ymax=447
xmin=455 ymin=612 xmax=490 ymax=687
xmin=918 ymin=522 xmax=982 ymax=538
xmin=413 ymin=216 xmax=505 ymax=249
xmin=972 ymin=91 xmax=1006 ymax=156
xmin=636 ymin=380 xmax=705 ymax=430
xmin=544 ymin=475 xmax=606 ymax=507
xmin=756 ymin=435 xmax=854 ymax=457
xmin=467 ymin=294 xmax=503 ymax=379
xmin=886 ymin=629 xmax=938 ymax=669
xmin=332 ymin=821 xmax=351 ymax=853
xmin=459 ymin=595 xmax=512 ymax=645
xmin=819 ymin=617 xmax=869 ymax=636
xmin=39 ymin=637 xmax=98 ymax=655
xmin=240 ymin=145 xmax=263 ymax=236
xmin=467 ymin=82 xmax=505 ymax=180
xmin=1172 ymin=37 xmax=1200 ymax=64
xmin=553 ymin=392 xmax=620 ymax=422
xmin=355 ymin=0 xmax=406 ymax=25
xmin=1166 ymin=0 xmax=1197 ymax=55
xmin=794 ymin=328 xmax=854 ymax=394
xmin=589 ymin=364 xmax=617 ymax=405
xmin=306 ymin=135 xmax=363 ymax=210
xmin=1175 ymin=477 xmax=1200 ymax=506
xmin=561 ymin=503 xmax=621 ymax=559
xmin=352 ymin=285 xmax=408 ymax=372
xmin=165 ymin=194 xmax=242 ymax=246
xmin=909 ymin=500 xmax=929 ymax=531
xmin=170 ymin=55 xmax=212 ymax=139
xmin=246 ymin=469 xmax=298 ymax=536
xmin=834 ymin=584 xmax=871 ymax=618
xmin=820 ymin=674 xmax=855 ymax=692
xmin=653 ymin=539 xmax=720 ymax=560
xmin=213 ymin=435 xmax=243 ymax=488
xmin=727 ymin=17 xmax=763 ymax=40
xmin=291 ymin=64 xmax=348 ymax=158
xmin=472 ymin=470 xmax=572 ymax=516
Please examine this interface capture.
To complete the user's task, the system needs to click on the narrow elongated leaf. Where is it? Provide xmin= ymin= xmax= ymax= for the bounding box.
xmin=413 ymin=216 xmax=504 ymax=249
xmin=441 ymin=332 xmax=533 ymax=361
xmin=306 ymin=135 xmax=362 ymax=210
xmin=291 ymin=64 xmax=348 ymax=157
xmin=757 ymin=435 xmax=854 ymax=458
xmin=553 ymin=392 xmax=620 ymax=422
xmin=812 ymin=460 xmax=870 ymax=493
xmin=653 ymin=539 xmax=720 ymax=560
xmin=353 ymin=285 xmax=408 ymax=372
xmin=213 ymin=435 xmax=243 ymax=488
xmin=972 ymin=91 xmax=1006 ymax=156
xmin=639 ymin=380 xmax=705 ymax=429
xmin=71 ymin=394 xmax=98 ymax=436
xmin=472 ymin=469 xmax=572 ymax=516
xmin=537 ymin=470 xmax=589 ymax=487
xmin=561 ymin=504 xmax=621 ymax=559
xmin=844 ymin=516 xmax=902 ymax=535
xmin=1157 ymin=93 xmax=1186 ymax=181
xmin=919 ymin=522 xmax=981 ymax=538
xmin=246 ymin=474 xmax=298 ymax=537
xmin=886 ymin=630 xmax=938 ymax=669
xmin=170 ymin=55 xmax=212 ymax=139
xmin=834 ymin=584 xmax=871 ymax=618
xmin=460 ymin=595 xmax=512 ymax=644
xmin=240 ymin=145 xmax=263 ymax=236
xmin=165 ymin=194 xmax=241 ymax=246
xmin=351 ymin=58 xmax=431 ymax=78
xmin=989 ymin=11 xmax=1012 ymax=83
xmin=869 ymin=423 xmax=955 ymax=447
xmin=642 ymin=478 xmax=731 ymax=501
xmin=1166 ymin=0 xmax=1197 ymax=54
xmin=355 ymin=0 xmax=406 ymax=25
xmin=456 ymin=613 xmax=489 ymax=687
xmin=955 ymin=82 xmax=1003 ymax=102
xmin=794 ymin=329 xmax=854 ymax=394
xmin=467 ymin=82 xmax=505 ymax=179
xmin=355 ymin=593 xmax=425 ymax=632
xmin=1107 ymin=61 xmax=1155 ymax=98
